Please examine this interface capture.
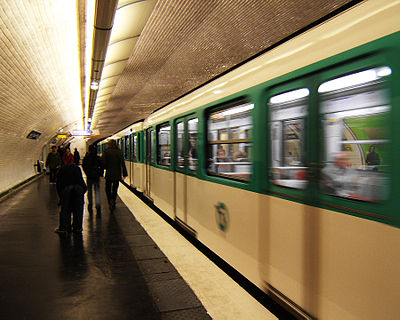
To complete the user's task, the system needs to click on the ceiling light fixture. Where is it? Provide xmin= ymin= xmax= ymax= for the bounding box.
xmin=90 ymin=81 xmax=99 ymax=90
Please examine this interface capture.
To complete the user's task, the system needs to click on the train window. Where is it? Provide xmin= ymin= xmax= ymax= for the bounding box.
xmin=157 ymin=123 xmax=171 ymax=166
xmin=150 ymin=130 xmax=155 ymax=164
xmin=188 ymin=118 xmax=198 ymax=171
xmin=133 ymin=135 xmax=138 ymax=161
xmin=269 ymin=88 xmax=309 ymax=189
xmin=319 ymin=66 xmax=391 ymax=202
xmin=124 ymin=136 xmax=129 ymax=160
xmin=176 ymin=121 xmax=184 ymax=168
xmin=207 ymin=102 xmax=253 ymax=181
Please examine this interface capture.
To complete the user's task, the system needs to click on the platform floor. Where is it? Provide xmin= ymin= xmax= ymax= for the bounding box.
xmin=0 ymin=175 xmax=278 ymax=319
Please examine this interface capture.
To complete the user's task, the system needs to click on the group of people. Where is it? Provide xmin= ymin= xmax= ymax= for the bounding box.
xmin=45 ymin=146 xmax=81 ymax=183
xmin=48 ymin=140 xmax=127 ymax=236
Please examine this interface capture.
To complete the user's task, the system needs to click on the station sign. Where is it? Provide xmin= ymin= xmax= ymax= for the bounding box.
xmin=72 ymin=130 xmax=91 ymax=136
xmin=57 ymin=134 xmax=67 ymax=139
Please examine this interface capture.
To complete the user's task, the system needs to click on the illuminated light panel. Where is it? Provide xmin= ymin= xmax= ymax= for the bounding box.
xmin=85 ymin=0 xmax=95 ymax=129
xmin=90 ymin=81 xmax=99 ymax=90
xmin=270 ymin=88 xmax=310 ymax=104
xmin=318 ymin=67 xmax=392 ymax=93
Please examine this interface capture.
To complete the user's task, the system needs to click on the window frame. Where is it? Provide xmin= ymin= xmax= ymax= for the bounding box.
xmin=315 ymin=56 xmax=394 ymax=220
xmin=174 ymin=114 xmax=198 ymax=176
xmin=266 ymin=78 xmax=312 ymax=201
xmin=157 ymin=122 xmax=172 ymax=168
xmin=206 ymin=99 xmax=253 ymax=183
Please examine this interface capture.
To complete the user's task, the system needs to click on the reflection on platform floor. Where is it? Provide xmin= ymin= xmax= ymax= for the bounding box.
xmin=0 ymin=176 xmax=209 ymax=319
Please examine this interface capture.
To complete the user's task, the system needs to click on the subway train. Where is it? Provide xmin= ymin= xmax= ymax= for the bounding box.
xmin=98 ymin=0 xmax=400 ymax=318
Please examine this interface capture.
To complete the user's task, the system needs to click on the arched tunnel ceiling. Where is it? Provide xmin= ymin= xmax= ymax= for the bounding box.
xmin=92 ymin=0 xmax=357 ymax=141
xmin=0 ymin=0 xmax=358 ymax=149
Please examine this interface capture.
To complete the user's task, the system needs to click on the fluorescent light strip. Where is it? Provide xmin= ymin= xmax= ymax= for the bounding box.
xmin=318 ymin=67 xmax=392 ymax=93
xmin=270 ymin=88 xmax=310 ymax=104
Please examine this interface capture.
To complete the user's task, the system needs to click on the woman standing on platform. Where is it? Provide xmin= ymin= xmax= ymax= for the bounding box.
xmin=62 ymin=147 xmax=74 ymax=165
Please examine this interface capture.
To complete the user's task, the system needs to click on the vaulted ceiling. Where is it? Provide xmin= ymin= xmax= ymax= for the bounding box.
xmin=90 ymin=0 xmax=357 ymax=141
xmin=0 ymin=0 xmax=359 ymax=149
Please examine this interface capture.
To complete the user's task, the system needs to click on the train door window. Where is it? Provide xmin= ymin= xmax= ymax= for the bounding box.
xmin=133 ymin=134 xmax=137 ymax=161
xmin=176 ymin=121 xmax=184 ymax=169
xmin=124 ymin=136 xmax=129 ymax=160
xmin=157 ymin=123 xmax=171 ymax=166
xmin=207 ymin=102 xmax=253 ymax=181
xmin=319 ymin=66 xmax=391 ymax=202
xmin=188 ymin=118 xmax=198 ymax=171
xmin=149 ymin=129 xmax=155 ymax=164
xmin=269 ymin=88 xmax=309 ymax=189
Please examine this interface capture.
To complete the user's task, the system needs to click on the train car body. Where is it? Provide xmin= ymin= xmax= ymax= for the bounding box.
xmin=105 ymin=0 xmax=400 ymax=318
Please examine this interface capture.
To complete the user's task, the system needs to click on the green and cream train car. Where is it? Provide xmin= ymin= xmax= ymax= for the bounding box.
xmin=98 ymin=121 xmax=145 ymax=193
xmin=98 ymin=0 xmax=400 ymax=318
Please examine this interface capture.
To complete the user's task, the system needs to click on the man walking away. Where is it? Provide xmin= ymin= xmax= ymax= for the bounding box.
xmin=55 ymin=164 xmax=87 ymax=235
xmin=45 ymin=146 xmax=61 ymax=183
xmin=82 ymin=144 xmax=103 ymax=215
xmin=74 ymin=148 xmax=81 ymax=165
xmin=100 ymin=139 xmax=127 ymax=211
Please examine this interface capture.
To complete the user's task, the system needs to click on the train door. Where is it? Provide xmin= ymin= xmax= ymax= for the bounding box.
xmin=174 ymin=116 xmax=198 ymax=224
xmin=129 ymin=134 xmax=134 ymax=187
xmin=144 ymin=128 xmax=154 ymax=199
xmin=264 ymin=60 xmax=394 ymax=315
xmin=265 ymin=77 xmax=319 ymax=313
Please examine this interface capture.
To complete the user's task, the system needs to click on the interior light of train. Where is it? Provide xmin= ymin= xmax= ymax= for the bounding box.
xmin=269 ymin=88 xmax=310 ymax=104
xmin=318 ymin=66 xmax=392 ymax=93
xmin=213 ymin=89 xmax=223 ymax=94
xmin=219 ymin=103 xmax=254 ymax=116
xmin=326 ymin=105 xmax=390 ymax=120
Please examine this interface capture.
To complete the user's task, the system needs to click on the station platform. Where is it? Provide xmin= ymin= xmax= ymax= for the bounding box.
xmin=0 ymin=175 xmax=280 ymax=319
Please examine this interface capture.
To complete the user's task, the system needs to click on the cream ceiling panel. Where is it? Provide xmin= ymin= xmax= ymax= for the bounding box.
xmin=98 ymin=86 xmax=115 ymax=96
xmin=111 ymin=0 xmax=157 ymax=43
xmin=106 ymin=38 xmax=138 ymax=65
xmin=96 ymin=94 xmax=112 ymax=103
xmin=102 ymin=60 xmax=128 ymax=79
xmin=99 ymin=76 xmax=120 ymax=89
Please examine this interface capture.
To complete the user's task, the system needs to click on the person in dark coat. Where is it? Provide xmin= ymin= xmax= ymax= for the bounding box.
xmin=100 ymin=139 xmax=128 ymax=211
xmin=366 ymin=145 xmax=380 ymax=170
xmin=82 ymin=144 xmax=103 ymax=215
xmin=45 ymin=146 xmax=61 ymax=183
xmin=55 ymin=163 xmax=87 ymax=234
xmin=73 ymin=148 xmax=80 ymax=165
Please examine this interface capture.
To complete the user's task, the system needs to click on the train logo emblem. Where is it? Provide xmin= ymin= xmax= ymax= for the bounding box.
xmin=215 ymin=202 xmax=229 ymax=232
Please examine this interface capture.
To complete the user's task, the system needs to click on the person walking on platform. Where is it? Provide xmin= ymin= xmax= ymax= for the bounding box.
xmin=101 ymin=139 xmax=127 ymax=211
xmin=55 ymin=163 xmax=87 ymax=235
xmin=45 ymin=146 xmax=61 ymax=183
xmin=82 ymin=144 xmax=103 ymax=215
xmin=73 ymin=148 xmax=80 ymax=165
xmin=62 ymin=147 xmax=74 ymax=165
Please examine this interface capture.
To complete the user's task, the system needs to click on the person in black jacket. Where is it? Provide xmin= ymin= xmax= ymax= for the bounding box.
xmin=82 ymin=144 xmax=103 ymax=214
xmin=55 ymin=164 xmax=87 ymax=234
xmin=366 ymin=145 xmax=380 ymax=170
xmin=101 ymin=139 xmax=128 ymax=211
xmin=73 ymin=148 xmax=80 ymax=165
